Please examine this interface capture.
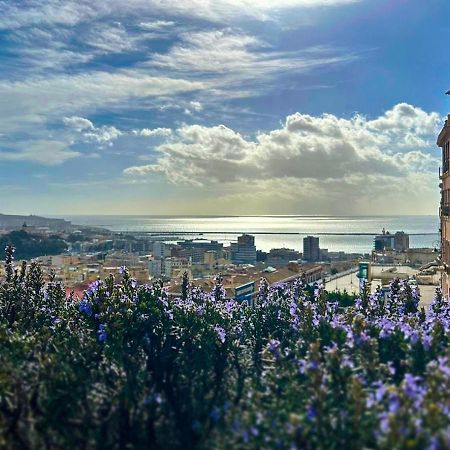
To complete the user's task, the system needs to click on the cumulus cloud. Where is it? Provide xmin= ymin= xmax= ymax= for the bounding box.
xmin=124 ymin=103 xmax=441 ymax=193
xmin=63 ymin=116 xmax=122 ymax=143
xmin=84 ymin=126 xmax=122 ymax=143
xmin=136 ymin=128 xmax=173 ymax=137
xmin=63 ymin=116 xmax=94 ymax=132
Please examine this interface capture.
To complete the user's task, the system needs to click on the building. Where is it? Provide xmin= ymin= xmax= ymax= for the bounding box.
xmin=266 ymin=248 xmax=301 ymax=268
xmin=372 ymin=248 xmax=437 ymax=267
xmin=164 ymin=257 xmax=192 ymax=279
xmin=374 ymin=229 xmax=394 ymax=251
xmin=374 ymin=229 xmax=410 ymax=253
xmin=230 ymin=234 xmax=257 ymax=265
xmin=147 ymin=258 xmax=163 ymax=278
xmin=204 ymin=250 xmax=218 ymax=268
xmin=303 ymin=236 xmax=320 ymax=262
xmin=234 ymin=281 xmax=256 ymax=305
xmin=394 ymin=231 xmax=410 ymax=252
xmin=178 ymin=239 xmax=223 ymax=263
xmin=438 ymin=114 xmax=450 ymax=297
xmin=153 ymin=242 xmax=171 ymax=258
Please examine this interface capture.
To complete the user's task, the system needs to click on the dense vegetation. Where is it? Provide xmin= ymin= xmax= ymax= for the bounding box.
xmin=0 ymin=230 xmax=67 ymax=259
xmin=1 ymin=246 xmax=449 ymax=449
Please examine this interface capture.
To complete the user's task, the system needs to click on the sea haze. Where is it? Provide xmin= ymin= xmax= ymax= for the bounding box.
xmin=57 ymin=215 xmax=440 ymax=254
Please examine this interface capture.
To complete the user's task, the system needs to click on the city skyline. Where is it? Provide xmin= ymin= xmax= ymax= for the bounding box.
xmin=1 ymin=0 xmax=449 ymax=215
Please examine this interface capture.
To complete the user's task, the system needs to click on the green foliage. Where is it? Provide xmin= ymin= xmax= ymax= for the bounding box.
xmin=325 ymin=289 xmax=356 ymax=307
xmin=0 ymin=250 xmax=449 ymax=450
xmin=0 ymin=230 xmax=67 ymax=259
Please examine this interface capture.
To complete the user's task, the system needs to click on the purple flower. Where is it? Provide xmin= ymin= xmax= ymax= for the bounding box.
xmin=210 ymin=406 xmax=221 ymax=423
xmin=98 ymin=323 xmax=107 ymax=343
xmin=297 ymin=359 xmax=306 ymax=375
xmin=79 ymin=298 xmax=92 ymax=316
xmin=423 ymin=334 xmax=432 ymax=351
xmin=289 ymin=303 xmax=298 ymax=318
xmin=268 ymin=339 xmax=280 ymax=354
xmin=388 ymin=393 xmax=400 ymax=413
xmin=427 ymin=437 xmax=439 ymax=450
xmin=225 ymin=300 xmax=236 ymax=314
xmin=341 ymin=355 xmax=354 ymax=369
xmin=387 ymin=361 xmax=396 ymax=375
xmin=196 ymin=305 xmax=206 ymax=316
xmin=86 ymin=280 xmax=101 ymax=295
xmin=215 ymin=325 xmax=226 ymax=343
xmin=306 ymin=405 xmax=316 ymax=421
xmin=379 ymin=413 xmax=390 ymax=434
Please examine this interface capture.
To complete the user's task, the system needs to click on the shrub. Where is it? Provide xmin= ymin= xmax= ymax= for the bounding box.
xmin=0 ymin=246 xmax=449 ymax=449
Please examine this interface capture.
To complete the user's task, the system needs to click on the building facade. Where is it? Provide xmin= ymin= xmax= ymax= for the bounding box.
xmin=303 ymin=236 xmax=320 ymax=262
xmin=394 ymin=231 xmax=410 ymax=252
xmin=374 ymin=229 xmax=394 ymax=251
xmin=164 ymin=257 xmax=192 ymax=279
xmin=438 ymin=115 xmax=450 ymax=297
xmin=230 ymin=234 xmax=257 ymax=265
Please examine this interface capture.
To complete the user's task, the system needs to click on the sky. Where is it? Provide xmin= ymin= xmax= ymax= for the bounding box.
xmin=0 ymin=0 xmax=449 ymax=216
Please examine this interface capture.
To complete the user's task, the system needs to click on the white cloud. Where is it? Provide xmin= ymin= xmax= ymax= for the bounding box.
xmin=63 ymin=116 xmax=94 ymax=132
xmin=123 ymin=104 xmax=441 ymax=210
xmin=137 ymin=128 xmax=173 ymax=137
xmin=184 ymin=101 xmax=204 ymax=115
xmin=189 ymin=101 xmax=203 ymax=111
xmin=0 ymin=0 xmax=362 ymax=30
xmin=0 ymin=71 xmax=204 ymax=134
xmin=0 ymin=140 xmax=80 ymax=165
xmin=86 ymin=23 xmax=140 ymax=54
xmin=148 ymin=29 xmax=356 ymax=94
xmin=63 ymin=116 xmax=122 ymax=143
xmin=84 ymin=126 xmax=122 ymax=143
xmin=139 ymin=20 xmax=176 ymax=31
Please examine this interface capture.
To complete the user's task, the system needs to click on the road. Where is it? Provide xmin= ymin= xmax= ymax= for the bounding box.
xmin=325 ymin=268 xmax=438 ymax=307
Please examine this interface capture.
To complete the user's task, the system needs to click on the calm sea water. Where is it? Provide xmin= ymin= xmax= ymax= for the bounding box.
xmin=60 ymin=215 xmax=440 ymax=254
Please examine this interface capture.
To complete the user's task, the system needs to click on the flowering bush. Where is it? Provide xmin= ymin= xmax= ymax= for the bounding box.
xmin=0 ymin=245 xmax=449 ymax=449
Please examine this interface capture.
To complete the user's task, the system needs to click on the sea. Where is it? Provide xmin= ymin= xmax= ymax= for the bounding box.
xmin=60 ymin=215 xmax=440 ymax=255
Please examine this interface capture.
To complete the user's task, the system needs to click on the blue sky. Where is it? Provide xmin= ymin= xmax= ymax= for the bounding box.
xmin=0 ymin=0 xmax=448 ymax=215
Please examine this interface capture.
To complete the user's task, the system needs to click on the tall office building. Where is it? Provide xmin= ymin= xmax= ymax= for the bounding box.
xmin=303 ymin=236 xmax=320 ymax=262
xmin=438 ymin=114 xmax=450 ymax=297
xmin=230 ymin=234 xmax=257 ymax=265
xmin=374 ymin=229 xmax=394 ymax=251
xmin=394 ymin=231 xmax=410 ymax=252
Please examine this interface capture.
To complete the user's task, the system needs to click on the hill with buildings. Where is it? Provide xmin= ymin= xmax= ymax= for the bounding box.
xmin=0 ymin=213 xmax=72 ymax=231
xmin=0 ymin=230 xmax=67 ymax=259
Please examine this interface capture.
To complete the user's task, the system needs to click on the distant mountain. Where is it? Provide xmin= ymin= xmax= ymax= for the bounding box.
xmin=0 ymin=214 xmax=72 ymax=231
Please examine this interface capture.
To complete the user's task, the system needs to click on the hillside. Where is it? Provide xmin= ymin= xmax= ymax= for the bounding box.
xmin=0 ymin=230 xmax=67 ymax=259
xmin=0 ymin=213 xmax=71 ymax=231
